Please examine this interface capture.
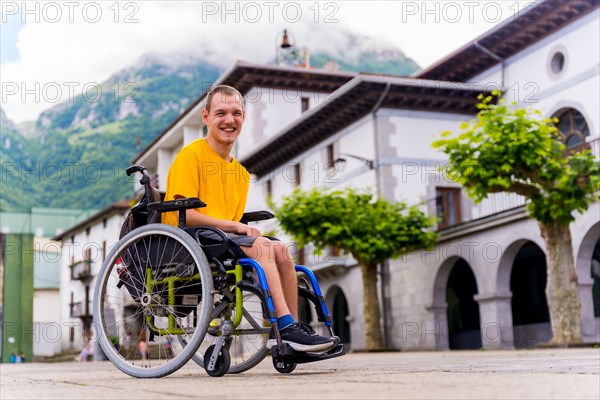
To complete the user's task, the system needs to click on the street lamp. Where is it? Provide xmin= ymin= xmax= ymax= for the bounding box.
xmin=331 ymin=153 xmax=375 ymax=171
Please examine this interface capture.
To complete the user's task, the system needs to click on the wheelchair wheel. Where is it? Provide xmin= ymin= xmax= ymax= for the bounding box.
xmin=188 ymin=284 xmax=270 ymax=374
xmin=203 ymin=345 xmax=231 ymax=377
xmin=93 ymin=224 xmax=214 ymax=378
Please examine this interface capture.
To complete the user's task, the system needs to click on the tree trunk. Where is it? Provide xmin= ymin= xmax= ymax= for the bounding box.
xmin=539 ymin=221 xmax=582 ymax=346
xmin=359 ymin=261 xmax=384 ymax=351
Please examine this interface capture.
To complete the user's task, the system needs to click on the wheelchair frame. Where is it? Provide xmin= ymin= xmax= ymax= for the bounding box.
xmin=93 ymin=165 xmax=345 ymax=378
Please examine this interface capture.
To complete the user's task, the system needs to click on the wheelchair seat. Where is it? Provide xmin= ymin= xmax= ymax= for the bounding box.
xmin=183 ymin=226 xmax=238 ymax=261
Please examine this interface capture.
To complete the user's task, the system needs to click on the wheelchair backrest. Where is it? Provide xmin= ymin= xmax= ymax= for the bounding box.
xmin=119 ymin=166 xmax=164 ymax=239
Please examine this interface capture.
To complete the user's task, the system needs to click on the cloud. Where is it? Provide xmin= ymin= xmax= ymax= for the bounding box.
xmin=0 ymin=1 xmax=523 ymax=124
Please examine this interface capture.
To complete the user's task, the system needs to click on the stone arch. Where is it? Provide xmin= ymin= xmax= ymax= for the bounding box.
xmin=325 ymin=285 xmax=351 ymax=346
xmin=446 ymin=259 xmax=481 ymax=349
xmin=496 ymin=238 xmax=546 ymax=296
xmin=432 ymin=256 xmax=481 ymax=350
xmin=575 ymin=221 xmax=600 ymax=342
xmin=506 ymin=241 xmax=551 ymax=348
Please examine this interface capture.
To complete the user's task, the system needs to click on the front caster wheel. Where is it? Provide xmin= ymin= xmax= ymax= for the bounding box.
xmin=204 ymin=345 xmax=231 ymax=377
xmin=273 ymin=357 xmax=297 ymax=373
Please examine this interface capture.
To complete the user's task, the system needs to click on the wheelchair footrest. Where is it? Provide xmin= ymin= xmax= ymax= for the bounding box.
xmin=272 ymin=342 xmax=346 ymax=364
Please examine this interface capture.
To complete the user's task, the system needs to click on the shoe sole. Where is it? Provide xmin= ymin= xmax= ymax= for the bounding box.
xmin=266 ymin=339 xmax=335 ymax=352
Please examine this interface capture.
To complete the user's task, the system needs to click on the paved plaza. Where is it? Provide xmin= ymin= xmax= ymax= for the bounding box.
xmin=1 ymin=348 xmax=599 ymax=399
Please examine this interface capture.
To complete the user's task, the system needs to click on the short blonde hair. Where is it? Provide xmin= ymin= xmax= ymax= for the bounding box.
xmin=205 ymin=85 xmax=244 ymax=112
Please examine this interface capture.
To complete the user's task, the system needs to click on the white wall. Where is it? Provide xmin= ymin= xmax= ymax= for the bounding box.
xmin=239 ymin=87 xmax=331 ymax=161
xmin=470 ymin=10 xmax=599 ymax=138
xmin=59 ymin=212 xmax=125 ymax=352
xmin=32 ymin=289 xmax=62 ymax=356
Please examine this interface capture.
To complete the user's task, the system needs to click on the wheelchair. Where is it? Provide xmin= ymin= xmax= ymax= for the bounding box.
xmin=93 ymin=165 xmax=345 ymax=378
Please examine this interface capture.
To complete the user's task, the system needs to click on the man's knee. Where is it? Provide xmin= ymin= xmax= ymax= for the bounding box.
xmin=246 ymin=237 xmax=274 ymax=263
xmin=273 ymin=241 xmax=295 ymax=266
xmin=245 ymin=237 xmax=295 ymax=266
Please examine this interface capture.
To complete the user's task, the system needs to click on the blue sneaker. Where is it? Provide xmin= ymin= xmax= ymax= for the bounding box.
xmin=266 ymin=322 xmax=336 ymax=352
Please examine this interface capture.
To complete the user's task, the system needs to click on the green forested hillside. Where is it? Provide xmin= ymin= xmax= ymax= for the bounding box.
xmin=1 ymin=60 xmax=222 ymax=211
xmin=0 ymin=117 xmax=42 ymax=211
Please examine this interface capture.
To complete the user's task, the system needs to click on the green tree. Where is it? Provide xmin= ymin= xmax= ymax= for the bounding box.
xmin=272 ymin=188 xmax=437 ymax=350
xmin=432 ymin=92 xmax=600 ymax=346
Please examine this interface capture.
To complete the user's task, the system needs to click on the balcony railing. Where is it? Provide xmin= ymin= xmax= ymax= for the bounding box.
xmin=470 ymin=192 xmax=526 ymax=220
xmin=419 ymin=190 xmax=526 ymax=231
xmin=70 ymin=260 xmax=92 ymax=280
xmin=70 ymin=301 xmax=91 ymax=318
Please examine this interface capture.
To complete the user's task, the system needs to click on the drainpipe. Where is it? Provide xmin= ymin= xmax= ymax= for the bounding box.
xmin=473 ymin=41 xmax=505 ymax=90
xmin=371 ymin=82 xmax=391 ymax=349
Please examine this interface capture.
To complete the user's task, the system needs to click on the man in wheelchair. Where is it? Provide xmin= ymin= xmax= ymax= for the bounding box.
xmin=161 ymin=84 xmax=337 ymax=353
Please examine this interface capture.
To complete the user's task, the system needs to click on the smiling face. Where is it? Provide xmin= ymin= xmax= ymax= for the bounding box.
xmin=202 ymin=92 xmax=245 ymax=150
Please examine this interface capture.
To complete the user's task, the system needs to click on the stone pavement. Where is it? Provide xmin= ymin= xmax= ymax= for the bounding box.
xmin=1 ymin=348 xmax=599 ymax=399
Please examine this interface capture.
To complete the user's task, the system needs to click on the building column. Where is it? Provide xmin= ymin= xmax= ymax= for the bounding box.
xmin=577 ymin=280 xmax=600 ymax=343
xmin=425 ymin=304 xmax=449 ymax=350
xmin=157 ymin=149 xmax=174 ymax=191
xmin=1 ymin=234 xmax=34 ymax=363
xmin=183 ymin=125 xmax=200 ymax=146
xmin=474 ymin=292 xmax=514 ymax=349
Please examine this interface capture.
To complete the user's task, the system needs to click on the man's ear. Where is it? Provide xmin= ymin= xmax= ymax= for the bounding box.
xmin=201 ymin=108 xmax=209 ymax=124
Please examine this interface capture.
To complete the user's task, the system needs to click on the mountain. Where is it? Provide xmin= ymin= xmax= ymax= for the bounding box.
xmin=309 ymin=32 xmax=420 ymax=76
xmin=0 ymin=40 xmax=420 ymax=211
xmin=310 ymin=50 xmax=419 ymax=76
xmin=17 ymin=56 xmax=222 ymax=210
xmin=0 ymin=108 xmax=41 ymax=211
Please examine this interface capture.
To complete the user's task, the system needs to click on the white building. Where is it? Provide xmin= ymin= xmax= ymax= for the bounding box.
xmin=133 ymin=0 xmax=600 ymax=350
xmin=54 ymin=201 xmax=129 ymax=355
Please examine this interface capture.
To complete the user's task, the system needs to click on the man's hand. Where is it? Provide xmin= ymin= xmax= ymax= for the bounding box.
xmin=182 ymin=204 xmax=263 ymax=237
xmin=235 ymin=223 xmax=262 ymax=238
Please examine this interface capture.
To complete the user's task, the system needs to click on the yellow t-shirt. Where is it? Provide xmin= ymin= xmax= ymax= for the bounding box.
xmin=161 ymin=138 xmax=250 ymax=226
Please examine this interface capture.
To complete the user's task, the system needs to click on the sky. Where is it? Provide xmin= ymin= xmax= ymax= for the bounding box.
xmin=0 ymin=1 xmax=534 ymax=124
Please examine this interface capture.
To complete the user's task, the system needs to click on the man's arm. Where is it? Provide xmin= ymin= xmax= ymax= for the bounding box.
xmin=176 ymin=196 xmax=262 ymax=238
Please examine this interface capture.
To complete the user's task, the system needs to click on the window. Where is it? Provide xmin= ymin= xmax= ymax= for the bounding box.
xmin=550 ymin=52 xmax=565 ymax=74
xmin=266 ymin=179 xmax=273 ymax=198
xmin=548 ymin=46 xmax=568 ymax=79
xmin=552 ymin=108 xmax=590 ymax=152
xmin=326 ymin=144 xmax=335 ymax=169
xmin=301 ymin=97 xmax=309 ymax=113
xmin=85 ymin=285 xmax=90 ymax=316
xmin=436 ymin=188 xmax=461 ymax=229
xmin=69 ymin=291 xmax=74 ymax=320
xmin=293 ymin=163 xmax=301 ymax=186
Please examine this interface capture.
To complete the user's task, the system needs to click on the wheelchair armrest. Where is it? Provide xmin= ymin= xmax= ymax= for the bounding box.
xmin=240 ymin=210 xmax=274 ymax=224
xmin=147 ymin=198 xmax=206 ymax=213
